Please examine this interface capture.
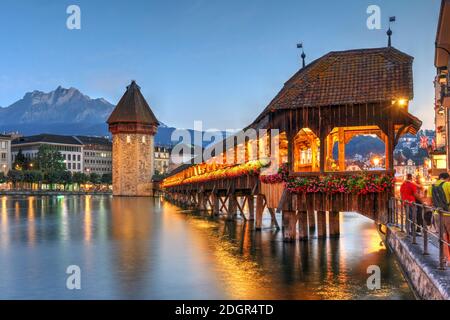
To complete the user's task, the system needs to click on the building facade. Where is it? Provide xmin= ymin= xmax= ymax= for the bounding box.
xmin=0 ymin=134 xmax=12 ymax=174
xmin=11 ymin=134 xmax=84 ymax=173
xmin=432 ymin=0 xmax=450 ymax=175
xmin=154 ymin=145 xmax=171 ymax=175
xmin=107 ymin=81 xmax=159 ymax=196
xmin=76 ymin=136 xmax=112 ymax=174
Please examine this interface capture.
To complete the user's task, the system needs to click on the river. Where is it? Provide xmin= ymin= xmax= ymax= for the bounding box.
xmin=0 ymin=195 xmax=414 ymax=299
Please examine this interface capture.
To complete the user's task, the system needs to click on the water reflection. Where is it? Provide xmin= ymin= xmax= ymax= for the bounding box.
xmin=0 ymin=196 xmax=414 ymax=300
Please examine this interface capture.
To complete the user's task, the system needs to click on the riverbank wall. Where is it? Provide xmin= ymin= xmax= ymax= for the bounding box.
xmin=386 ymin=225 xmax=450 ymax=300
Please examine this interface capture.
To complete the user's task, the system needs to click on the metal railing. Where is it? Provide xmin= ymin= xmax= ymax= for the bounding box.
xmin=389 ymin=198 xmax=449 ymax=270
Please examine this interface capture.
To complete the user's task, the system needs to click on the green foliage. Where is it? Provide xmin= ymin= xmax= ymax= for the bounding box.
xmin=35 ymin=145 xmax=66 ymax=173
xmin=61 ymin=171 xmax=73 ymax=185
xmin=89 ymin=173 xmax=101 ymax=185
xmin=23 ymin=170 xmax=43 ymax=183
xmin=101 ymin=173 xmax=112 ymax=185
xmin=13 ymin=149 xmax=28 ymax=170
xmin=73 ymin=172 xmax=88 ymax=185
xmin=0 ymin=172 xmax=6 ymax=183
xmin=7 ymin=170 xmax=24 ymax=186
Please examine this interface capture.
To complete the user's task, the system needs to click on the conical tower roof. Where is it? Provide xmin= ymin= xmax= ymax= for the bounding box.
xmin=107 ymin=81 xmax=159 ymax=126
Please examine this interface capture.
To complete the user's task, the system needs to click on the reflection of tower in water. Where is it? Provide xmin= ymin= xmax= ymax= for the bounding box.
xmin=110 ymin=197 xmax=154 ymax=297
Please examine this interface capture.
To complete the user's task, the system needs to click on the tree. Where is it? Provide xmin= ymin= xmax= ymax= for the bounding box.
xmin=0 ymin=172 xmax=6 ymax=184
xmin=73 ymin=172 xmax=88 ymax=190
xmin=61 ymin=171 xmax=73 ymax=190
xmin=13 ymin=149 xmax=28 ymax=170
xmin=35 ymin=145 xmax=66 ymax=173
xmin=44 ymin=171 xmax=61 ymax=190
xmin=23 ymin=170 xmax=43 ymax=190
xmin=7 ymin=170 xmax=24 ymax=189
xmin=101 ymin=173 xmax=112 ymax=185
xmin=89 ymin=173 xmax=101 ymax=186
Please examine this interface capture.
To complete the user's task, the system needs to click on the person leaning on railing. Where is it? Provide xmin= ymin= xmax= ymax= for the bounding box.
xmin=428 ymin=172 xmax=450 ymax=263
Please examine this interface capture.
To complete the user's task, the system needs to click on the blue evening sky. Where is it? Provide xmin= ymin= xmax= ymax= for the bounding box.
xmin=0 ymin=0 xmax=441 ymax=129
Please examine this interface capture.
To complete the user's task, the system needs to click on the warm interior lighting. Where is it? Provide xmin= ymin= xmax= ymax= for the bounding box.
xmin=433 ymin=154 xmax=447 ymax=170
xmin=438 ymin=106 xmax=445 ymax=115
xmin=372 ymin=157 xmax=380 ymax=167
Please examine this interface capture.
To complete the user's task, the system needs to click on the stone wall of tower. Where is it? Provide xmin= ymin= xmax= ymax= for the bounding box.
xmin=112 ymin=133 xmax=154 ymax=196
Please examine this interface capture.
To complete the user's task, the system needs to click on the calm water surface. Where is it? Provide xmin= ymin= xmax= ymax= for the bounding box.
xmin=0 ymin=195 xmax=414 ymax=299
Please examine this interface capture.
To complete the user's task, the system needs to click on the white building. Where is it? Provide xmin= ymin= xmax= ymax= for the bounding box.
xmin=0 ymin=134 xmax=12 ymax=174
xmin=11 ymin=134 xmax=84 ymax=173
xmin=75 ymin=136 xmax=112 ymax=174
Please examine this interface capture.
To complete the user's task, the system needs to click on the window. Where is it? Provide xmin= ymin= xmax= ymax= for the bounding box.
xmin=68 ymin=154 xmax=71 ymax=161
xmin=68 ymin=163 xmax=72 ymax=170
xmin=0 ymin=141 xmax=6 ymax=149
xmin=1 ymin=153 xmax=6 ymax=160
xmin=126 ymin=136 xmax=131 ymax=143
xmin=142 ymin=136 xmax=146 ymax=144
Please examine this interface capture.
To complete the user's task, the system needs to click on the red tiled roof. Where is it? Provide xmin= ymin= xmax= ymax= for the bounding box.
xmin=107 ymin=81 xmax=159 ymax=126
xmin=253 ymin=47 xmax=414 ymax=123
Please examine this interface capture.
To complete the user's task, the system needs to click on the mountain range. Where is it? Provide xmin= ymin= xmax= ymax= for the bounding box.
xmin=0 ymin=86 xmax=177 ymax=145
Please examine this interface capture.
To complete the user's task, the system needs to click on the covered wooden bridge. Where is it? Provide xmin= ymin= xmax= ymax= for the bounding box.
xmin=162 ymin=47 xmax=422 ymax=242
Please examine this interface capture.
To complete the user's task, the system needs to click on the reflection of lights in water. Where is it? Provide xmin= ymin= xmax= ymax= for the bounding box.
xmin=183 ymin=217 xmax=273 ymax=299
xmin=59 ymin=196 xmax=69 ymax=241
xmin=28 ymin=197 xmax=36 ymax=246
xmin=1 ymin=197 xmax=8 ymax=246
xmin=84 ymin=196 xmax=92 ymax=243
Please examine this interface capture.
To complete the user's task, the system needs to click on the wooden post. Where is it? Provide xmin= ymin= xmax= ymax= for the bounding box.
xmin=338 ymin=128 xmax=345 ymax=171
xmin=282 ymin=211 xmax=290 ymax=230
xmin=255 ymin=194 xmax=264 ymax=230
xmin=268 ymin=208 xmax=280 ymax=230
xmin=227 ymin=194 xmax=237 ymax=220
xmin=308 ymin=210 xmax=316 ymax=232
xmin=298 ymin=210 xmax=309 ymax=241
xmin=212 ymin=193 xmax=220 ymax=216
xmin=317 ymin=211 xmax=327 ymax=238
xmin=329 ymin=211 xmax=340 ymax=238
xmin=248 ymin=195 xmax=255 ymax=221
xmin=283 ymin=211 xmax=297 ymax=242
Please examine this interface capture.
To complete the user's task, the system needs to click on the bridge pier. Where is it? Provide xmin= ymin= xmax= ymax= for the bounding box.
xmin=255 ymin=195 xmax=264 ymax=230
xmin=268 ymin=208 xmax=280 ymax=230
xmin=329 ymin=211 xmax=340 ymax=238
xmin=248 ymin=195 xmax=255 ymax=221
xmin=308 ymin=210 xmax=316 ymax=233
xmin=227 ymin=194 xmax=238 ymax=221
xmin=317 ymin=211 xmax=327 ymax=239
xmin=298 ymin=210 xmax=309 ymax=241
xmin=283 ymin=210 xmax=297 ymax=242
xmin=211 ymin=193 xmax=220 ymax=216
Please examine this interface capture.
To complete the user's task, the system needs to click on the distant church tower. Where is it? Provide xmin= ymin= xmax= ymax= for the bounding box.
xmin=107 ymin=81 xmax=159 ymax=196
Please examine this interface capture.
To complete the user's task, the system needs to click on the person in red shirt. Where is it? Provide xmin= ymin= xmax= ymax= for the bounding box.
xmin=400 ymin=174 xmax=417 ymax=203
xmin=400 ymin=173 xmax=423 ymax=233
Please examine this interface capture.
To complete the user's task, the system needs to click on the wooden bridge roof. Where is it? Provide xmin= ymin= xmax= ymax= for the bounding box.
xmin=252 ymin=47 xmax=414 ymax=125
xmin=107 ymin=81 xmax=159 ymax=126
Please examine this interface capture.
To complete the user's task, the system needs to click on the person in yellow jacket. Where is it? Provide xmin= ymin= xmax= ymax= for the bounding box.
xmin=427 ymin=172 xmax=450 ymax=264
